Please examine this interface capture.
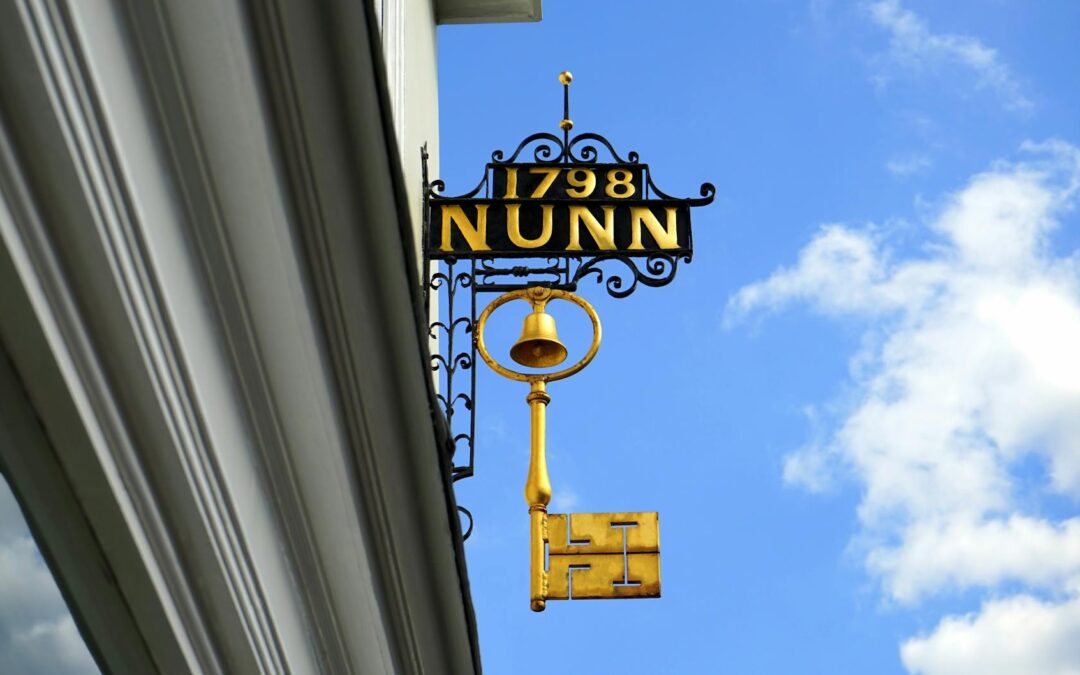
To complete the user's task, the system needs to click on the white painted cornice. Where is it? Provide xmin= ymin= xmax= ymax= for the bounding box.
xmin=0 ymin=0 xmax=477 ymax=673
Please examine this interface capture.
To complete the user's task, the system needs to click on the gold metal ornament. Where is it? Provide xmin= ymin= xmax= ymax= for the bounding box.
xmin=559 ymin=70 xmax=574 ymax=132
xmin=547 ymin=512 xmax=660 ymax=600
xmin=510 ymin=299 xmax=567 ymax=368
xmin=475 ymin=287 xmax=600 ymax=386
xmin=475 ymin=287 xmax=661 ymax=611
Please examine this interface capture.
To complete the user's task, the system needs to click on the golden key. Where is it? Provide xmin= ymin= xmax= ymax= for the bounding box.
xmin=475 ymin=287 xmax=661 ymax=611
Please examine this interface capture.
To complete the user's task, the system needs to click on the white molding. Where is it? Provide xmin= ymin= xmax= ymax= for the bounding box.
xmin=0 ymin=127 xmax=164 ymax=675
xmin=244 ymin=1 xmax=478 ymax=671
xmin=1 ymin=0 xmax=312 ymax=671
xmin=0 ymin=0 xmax=478 ymax=673
xmin=381 ymin=0 xmax=407 ymax=140
xmin=0 ymin=105 xmax=213 ymax=675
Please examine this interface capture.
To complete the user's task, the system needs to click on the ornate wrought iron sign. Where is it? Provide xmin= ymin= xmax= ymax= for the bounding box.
xmin=422 ymin=72 xmax=713 ymax=611
xmin=423 ymin=71 xmax=714 ymax=299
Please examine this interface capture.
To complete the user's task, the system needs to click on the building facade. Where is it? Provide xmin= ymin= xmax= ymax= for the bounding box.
xmin=0 ymin=0 xmax=539 ymax=672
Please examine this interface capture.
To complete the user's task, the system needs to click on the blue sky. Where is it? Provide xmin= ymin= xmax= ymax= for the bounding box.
xmin=441 ymin=2 xmax=1080 ymax=673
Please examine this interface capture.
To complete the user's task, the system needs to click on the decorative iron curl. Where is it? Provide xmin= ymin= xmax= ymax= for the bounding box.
xmin=490 ymin=131 xmax=642 ymax=166
xmin=645 ymin=170 xmax=716 ymax=206
xmin=457 ymin=506 xmax=474 ymax=540
xmin=426 ymin=173 xmax=488 ymax=200
xmin=491 ymin=132 xmax=567 ymax=165
xmin=567 ymin=133 xmax=640 ymax=164
xmin=428 ymin=316 xmax=472 ymax=340
xmin=436 ymin=392 xmax=474 ymax=413
xmin=572 ymin=253 xmax=685 ymax=299
xmin=430 ymin=351 xmax=473 ymax=375
xmin=428 ymin=269 xmax=474 ymax=295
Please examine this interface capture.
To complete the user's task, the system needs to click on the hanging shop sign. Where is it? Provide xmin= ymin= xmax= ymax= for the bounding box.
xmin=425 ymin=69 xmax=712 ymax=263
xmin=422 ymin=72 xmax=714 ymax=612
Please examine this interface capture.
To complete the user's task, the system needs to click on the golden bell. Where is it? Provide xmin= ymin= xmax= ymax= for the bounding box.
xmin=510 ymin=308 xmax=568 ymax=368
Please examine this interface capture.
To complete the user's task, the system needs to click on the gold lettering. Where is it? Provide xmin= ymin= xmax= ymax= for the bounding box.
xmin=529 ymin=168 xmax=560 ymax=198
xmin=503 ymin=168 xmax=518 ymax=199
xmin=507 ymin=204 xmax=553 ymax=248
xmin=605 ymin=168 xmax=636 ymax=198
xmin=566 ymin=168 xmax=596 ymax=198
xmin=440 ymin=204 xmax=491 ymax=252
xmin=567 ymin=205 xmax=616 ymax=251
xmin=628 ymin=206 xmax=679 ymax=250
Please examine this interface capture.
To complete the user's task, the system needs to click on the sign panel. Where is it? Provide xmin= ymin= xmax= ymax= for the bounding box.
xmin=428 ymin=163 xmax=694 ymax=259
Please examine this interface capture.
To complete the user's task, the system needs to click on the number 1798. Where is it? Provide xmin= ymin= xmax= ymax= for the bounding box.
xmin=498 ymin=166 xmax=640 ymax=200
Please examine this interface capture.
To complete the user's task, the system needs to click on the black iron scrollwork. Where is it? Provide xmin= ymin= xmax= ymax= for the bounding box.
xmin=647 ymin=172 xmax=716 ymax=206
xmin=490 ymin=132 xmax=565 ymax=164
xmin=423 ymin=146 xmax=479 ymax=544
xmin=488 ymin=131 xmax=643 ymax=166
xmin=424 ymin=261 xmax=476 ymax=485
xmin=572 ymin=253 xmax=687 ymax=299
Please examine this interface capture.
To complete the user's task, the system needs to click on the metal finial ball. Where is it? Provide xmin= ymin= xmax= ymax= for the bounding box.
xmin=559 ymin=71 xmax=573 ymax=85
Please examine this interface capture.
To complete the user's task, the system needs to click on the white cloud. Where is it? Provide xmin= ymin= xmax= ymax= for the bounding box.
xmin=726 ymin=224 xmax=899 ymax=319
xmin=551 ymin=487 xmax=580 ymax=513
xmin=868 ymin=516 xmax=1080 ymax=603
xmin=0 ymin=481 xmax=98 ymax=675
xmin=887 ymin=155 xmax=932 ymax=177
xmin=726 ymin=222 xmax=949 ymax=324
xmin=902 ymin=595 xmax=1080 ymax=675
xmin=866 ymin=0 xmax=1032 ymax=112
xmin=727 ymin=140 xmax=1080 ymax=672
xmin=782 ymin=442 xmax=838 ymax=493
